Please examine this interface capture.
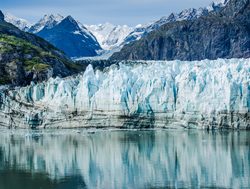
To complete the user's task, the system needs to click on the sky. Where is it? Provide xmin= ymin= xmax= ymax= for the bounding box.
xmin=1 ymin=0 xmax=214 ymax=26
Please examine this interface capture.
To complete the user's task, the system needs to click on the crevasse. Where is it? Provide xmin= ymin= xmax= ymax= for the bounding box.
xmin=0 ymin=59 xmax=249 ymax=129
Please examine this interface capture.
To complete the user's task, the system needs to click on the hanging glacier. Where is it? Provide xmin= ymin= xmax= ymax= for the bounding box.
xmin=0 ymin=59 xmax=249 ymax=129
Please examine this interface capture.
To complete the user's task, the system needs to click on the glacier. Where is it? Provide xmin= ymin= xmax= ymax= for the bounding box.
xmin=86 ymin=23 xmax=133 ymax=50
xmin=0 ymin=59 xmax=249 ymax=129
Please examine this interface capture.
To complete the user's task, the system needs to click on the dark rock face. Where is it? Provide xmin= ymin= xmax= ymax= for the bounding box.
xmin=111 ymin=0 xmax=250 ymax=61
xmin=0 ymin=11 xmax=4 ymax=22
xmin=36 ymin=16 xmax=102 ymax=58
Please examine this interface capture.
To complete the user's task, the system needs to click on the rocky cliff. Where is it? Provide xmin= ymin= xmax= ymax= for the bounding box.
xmin=111 ymin=0 xmax=250 ymax=61
xmin=0 ymin=11 xmax=4 ymax=21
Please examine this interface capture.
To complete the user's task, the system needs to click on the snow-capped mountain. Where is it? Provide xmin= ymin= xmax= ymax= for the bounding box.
xmin=86 ymin=23 xmax=133 ymax=50
xmin=3 ymin=12 xmax=31 ymax=31
xmin=207 ymin=0 xmax=229 ymax=11
xmin=3 ymin=13 xmax=102 ymax=58
xmin=35 ymin=15 xmax=101 ymax=58
xmin=28 ymin=14 xmax=64 ymax=33
xmin=123 ymin=0 xmax=229 ymax=45
xmin=2 ymin=0 xmax=230 ymax=58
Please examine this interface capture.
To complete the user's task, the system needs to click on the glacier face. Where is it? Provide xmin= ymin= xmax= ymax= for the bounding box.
xmin=0 ymin=59 xmax=249 ymax=129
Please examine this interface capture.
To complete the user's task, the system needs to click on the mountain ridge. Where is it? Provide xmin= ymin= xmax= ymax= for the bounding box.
xmin=3 ymin=0 xmax=230 ymax=58
xmin=110 ymin=0 xmax=250 ymax=61
xmin=28 ymin=14 xmax=64 ymax=33
xmin=122 ymin=0 xmax=229 ymax=46
xmin=3 ymin=12 xmax=31 ymax=31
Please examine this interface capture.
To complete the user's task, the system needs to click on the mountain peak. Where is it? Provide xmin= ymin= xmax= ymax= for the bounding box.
xmin=35 ymin=14 xmax=101 ymax=58
xmin=3 ymin=12 xmax=31 ymax=31
xmin=29 ymin=13 xmax=64 ymax=33
xmin=58 ymin=16 xmax=81 ymax=31
xmin=207 ymin=0 xmax=229 ymax=11
xmin=63 ymin=15 xmax=77 ymax=24
xmin=42 ymin=14 xmax=64 ymax=22
xmin=38 ymin=13 xmax=64 ymax=26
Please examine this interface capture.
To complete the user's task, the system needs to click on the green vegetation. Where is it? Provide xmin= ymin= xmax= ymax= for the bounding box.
xmin=24 ymin=58 xmax=50 ymax=72
xmin=0 ymin=20 xmax=77 ymax=86
xmin=0 ymin=43 xmax=12 ymax=53
xmin=0 ymin=32 xmax=85 ymax=86
xmin=63 ymin=60 xmax=86 ymax=73
xmin=0 ymin=34 xmax=43 ymax=55
xmin=0 ymin=34 xmax=84 ymax=76
xmin=0 ymin=34 xmax=58 ymax=59
xmin=0 ymin=34 xmax=52 ymax=72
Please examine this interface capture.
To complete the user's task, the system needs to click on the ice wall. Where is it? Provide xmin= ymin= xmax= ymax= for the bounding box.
xmin=0 ymin=59 xmax=249 ymax=129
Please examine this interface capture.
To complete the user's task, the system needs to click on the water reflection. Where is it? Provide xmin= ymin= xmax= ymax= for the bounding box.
xmin=0 ymin=129 xmax=249 ymax=189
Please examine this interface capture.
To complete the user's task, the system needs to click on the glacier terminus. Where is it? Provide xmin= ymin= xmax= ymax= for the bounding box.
xmin=0 ymin=58 xmax=249 ymax=129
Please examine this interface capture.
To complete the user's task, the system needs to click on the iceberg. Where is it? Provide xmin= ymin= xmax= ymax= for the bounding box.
xmin=0 ymin=59 xmax=249 ymax=129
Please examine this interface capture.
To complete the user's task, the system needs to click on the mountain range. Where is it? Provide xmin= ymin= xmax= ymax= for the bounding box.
xmin=3 ymin=13 xmax=133 ymax=58
xmin=122 ymin=0 xmax=229 ymax=45
xmin=1 ymin=0 xmax=249 ymax=61
xmin=2 ymin=0 xmax=231 ymax=59
xmin=111 ymin=0 xmax=250 ymax=60
xmin=3 ymin=13 xmax=101 ymax=58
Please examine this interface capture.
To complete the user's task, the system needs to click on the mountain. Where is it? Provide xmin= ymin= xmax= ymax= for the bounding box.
xmin=32 ymin=15 xmax=102 ymax=58
xmin=28 ymin=14 xmax=64 ymax=33
xmin=86 ymin=23 xmax=133 ymax=50
xmin=0 ymin=11 xmax=84 ymax=86
xmin=122 ymin=0 xmax=229 ymax=45
xmin=3 ymin=14 xmax=131 ymax=53
xmin=111 ymin=0 xmax=250 ymax=61
xmin=2 ymin=0 xmax=229 ymax=56
xmin=2 ymin=13 xmax=103 ymax=58
xmin=3 ymin=12 xmax=31 ymax=31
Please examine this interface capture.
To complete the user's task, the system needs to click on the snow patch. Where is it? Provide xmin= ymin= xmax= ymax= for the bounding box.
xmin=85 ymin=23 xmax=133 ymax=50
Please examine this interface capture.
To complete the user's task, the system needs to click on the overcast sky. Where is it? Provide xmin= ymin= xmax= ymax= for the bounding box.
xmin=1 ymin=0 xmax=214 ymax=26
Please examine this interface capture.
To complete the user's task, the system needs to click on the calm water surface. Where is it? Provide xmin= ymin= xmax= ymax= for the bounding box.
xmin=0 ymin=129 xmax=249 ymax=189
